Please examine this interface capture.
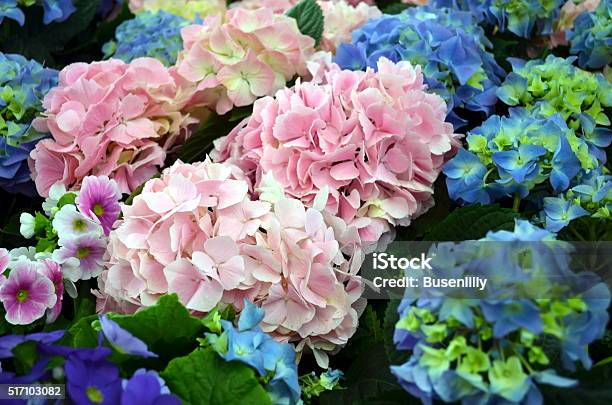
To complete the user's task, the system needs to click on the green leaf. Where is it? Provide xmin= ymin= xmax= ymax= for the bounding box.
xmin=12 ymin=341 xmax=39 ymax=375
xmin=179 ymin=111 xmax=248 ymax=163
xmin=383 ymin=300 xmax=410 ymax=366
xmin=63 ymin=294 xmax=203 ymax=359
xmin=423 ymin=204 xmax=519 ymax=241
xmin=380 ymin=3 xmax=410 ymax=15
xmin=286 ymin=0 xmax=324 ymax=45
xmin=160 ymin=348 xmax=272 ymax=405
xmin=56 ymin=193 xmax=77 ymax=209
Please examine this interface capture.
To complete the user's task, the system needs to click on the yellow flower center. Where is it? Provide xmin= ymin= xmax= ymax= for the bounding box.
xmin=77 ymin=247 xmax=91 ymax=259
xmin=93 ymin=204 xmax=105 ymax=217
xmin=16 ymin=289 xmax=29 ymax=302
xmin=86 ymin=386 xmax=104 ymax=404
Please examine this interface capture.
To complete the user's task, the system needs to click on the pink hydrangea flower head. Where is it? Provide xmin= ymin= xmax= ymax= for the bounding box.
xmin=0 ymin=259 xmax=57 ymax=325
xmin=29 ymin=58 xmax=198 ymax=197
xmin=76 ymin=176 xmax=122 ymax=235
xmin=176 ymin=7 xmax=315 ymax=114
xmin=97 ymin=159 xmax=365 ymax=360
xmin=213 ymin=58 xmax=460 ymax=247
xmin=232 ymin=0 xmax=380 ymax=53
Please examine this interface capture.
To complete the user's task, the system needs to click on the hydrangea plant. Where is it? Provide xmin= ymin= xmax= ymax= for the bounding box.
xmin=334 ymin=6 xmax=505 ymax=127
xmin=103 ymin=10 xmax=189 ymax=66
xmin=444 ymin=108 xmax=597 ymax=205
xmin=0 ymin=52 xmax=57 ymax=195
xmin=391 ymin=220 xmax=611 ymax=404
xmin=568 ymin=0 xmax=612 ymax=69
xmin=0 ymin=0 xmax=76 ymax=26
xmin=431 ymin=0 xmax=566 ymax=38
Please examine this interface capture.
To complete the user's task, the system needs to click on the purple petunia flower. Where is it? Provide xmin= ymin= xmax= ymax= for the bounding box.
xmin=0 ymin=260 xmax=57 ymax=325
xmin=52 ymin=234 xmax=107 ymax=281
xmin=76 ymin=176 xmax=122 ymax=236
xmin=99 ymin=315 xmax=158 ymax=358
xmin=38 ymin=259 xmax=64 ymax=323
xmin=64 ymin=346 xmax=122 ymax=405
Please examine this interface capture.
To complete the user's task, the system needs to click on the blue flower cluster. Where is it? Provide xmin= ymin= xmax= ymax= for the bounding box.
xmin=0 ymin=322 xmax=181 ymax=405
xmin=541 ymin=169 xmax=611 ymax=232
xmin=207 ymin=301 xmax=301 ymax=405
xmin=102 ymin=10 xmax=189 ymax=66
xmin=0 ymin=52 xmax=57 ymax=195
xmin=431 ymin=0 xmax=566 ymax=38
xmin=444 ymin=108 xmax=597 ymax=205
xmin=391 ymin=220 xmax=611 ymax=404
xmin=568 ymin=0 xmax=612 ymax=69
xmin=0 ymin=0 xmax=76 ymax=26
xmin=334 ymin=6 xmax=505 ymax=128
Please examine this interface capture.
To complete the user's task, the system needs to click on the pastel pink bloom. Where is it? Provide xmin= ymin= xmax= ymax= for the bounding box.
xmin=30 ymin=58 xmax=198 ymax=197
xmin=0 ymin=248 xmax=9 ymax=273
xmin=39 ymin=259 xmax=64 ymax=323
xmin=232 ymin=0 xmax=380 ymax=52
xmin=96 ymin=159 xmax=365 ymax=361
xmin=213 ymin=58 xmax=460 ymax=247
xmin=76 ymin=176 xmax=122 ymax=235
xmin=0 ymin=260 xmax=57 ymax=325
xmin=175 ymin=8 xmax=315 ymax=114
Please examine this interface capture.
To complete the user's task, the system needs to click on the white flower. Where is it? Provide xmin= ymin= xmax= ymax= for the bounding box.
xmin=51 ymin=252 xmax=81 ymax=282
xmin=52 ymin=205 xmax=102 ymax=243
xmin=19 ymin=213 xmax=36 ymax=239
xmin=42 ymin=183 xmax=70 ymax=217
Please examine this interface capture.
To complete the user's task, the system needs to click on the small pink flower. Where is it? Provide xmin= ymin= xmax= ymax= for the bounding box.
xmin=0 ymin=260 xmax=57 ymax=325
xmin=76 ymin=176 xmax=122 ymax=235
xmin=39 ymin=259 xmax=64 ymax=323
xmin=53 ymin=234 xmax=107 ymax=281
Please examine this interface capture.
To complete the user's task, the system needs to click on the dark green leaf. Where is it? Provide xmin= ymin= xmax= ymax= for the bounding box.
xmin=179 ymin=113 xmax=242 ymax=163
xmin=383 ymin=300 xmax=410 ymax=366
xmin=12 ymin=341 xmax=39 ymax=375
xmin=541 ymin=364 xmax=612 ymax=405
xmin=286 ymin=0 xmax=324 ymax=45
xmin=161 ymin=348 xmax=272 ymax=405
xmin=423 ymin=204 xmax=519 ymax=241
xmin=56 ymin=193 xmax=77 ymax=209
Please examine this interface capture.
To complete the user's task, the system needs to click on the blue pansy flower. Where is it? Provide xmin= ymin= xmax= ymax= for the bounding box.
xmin=99 ymin=315 xmax=158 ymax=358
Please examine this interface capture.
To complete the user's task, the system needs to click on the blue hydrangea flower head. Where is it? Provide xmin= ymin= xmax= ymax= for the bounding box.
xmin=444 ymin=108 xmax=594 ymax=205
xmin=103 ymin=10 xmax=189 ymax=66
xmin=539 ymin=169 xmax=611 ymax=232
xmin=207 ymin=301 xmax=301 ymax=405
xmin=568 ymin=0 xmax=612 ymax=69
xmin=0 ymin=0 xmax=25 ymax=25
xmin=391 ymin=220 xmax=611 ymax=403
xmin=334 ymin=6 xmax=505 ymax=128
xmin=431 ymin=0 xmax=566 ymax=38
xmin=0 ymin=52 xmax=58 ymax=195
xmin=497 ymin=55 xmax=612 ymax=149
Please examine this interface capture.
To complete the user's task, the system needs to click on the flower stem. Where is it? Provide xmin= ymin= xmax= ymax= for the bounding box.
xmin=512 ymin=193 xmax=521 ymax=213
